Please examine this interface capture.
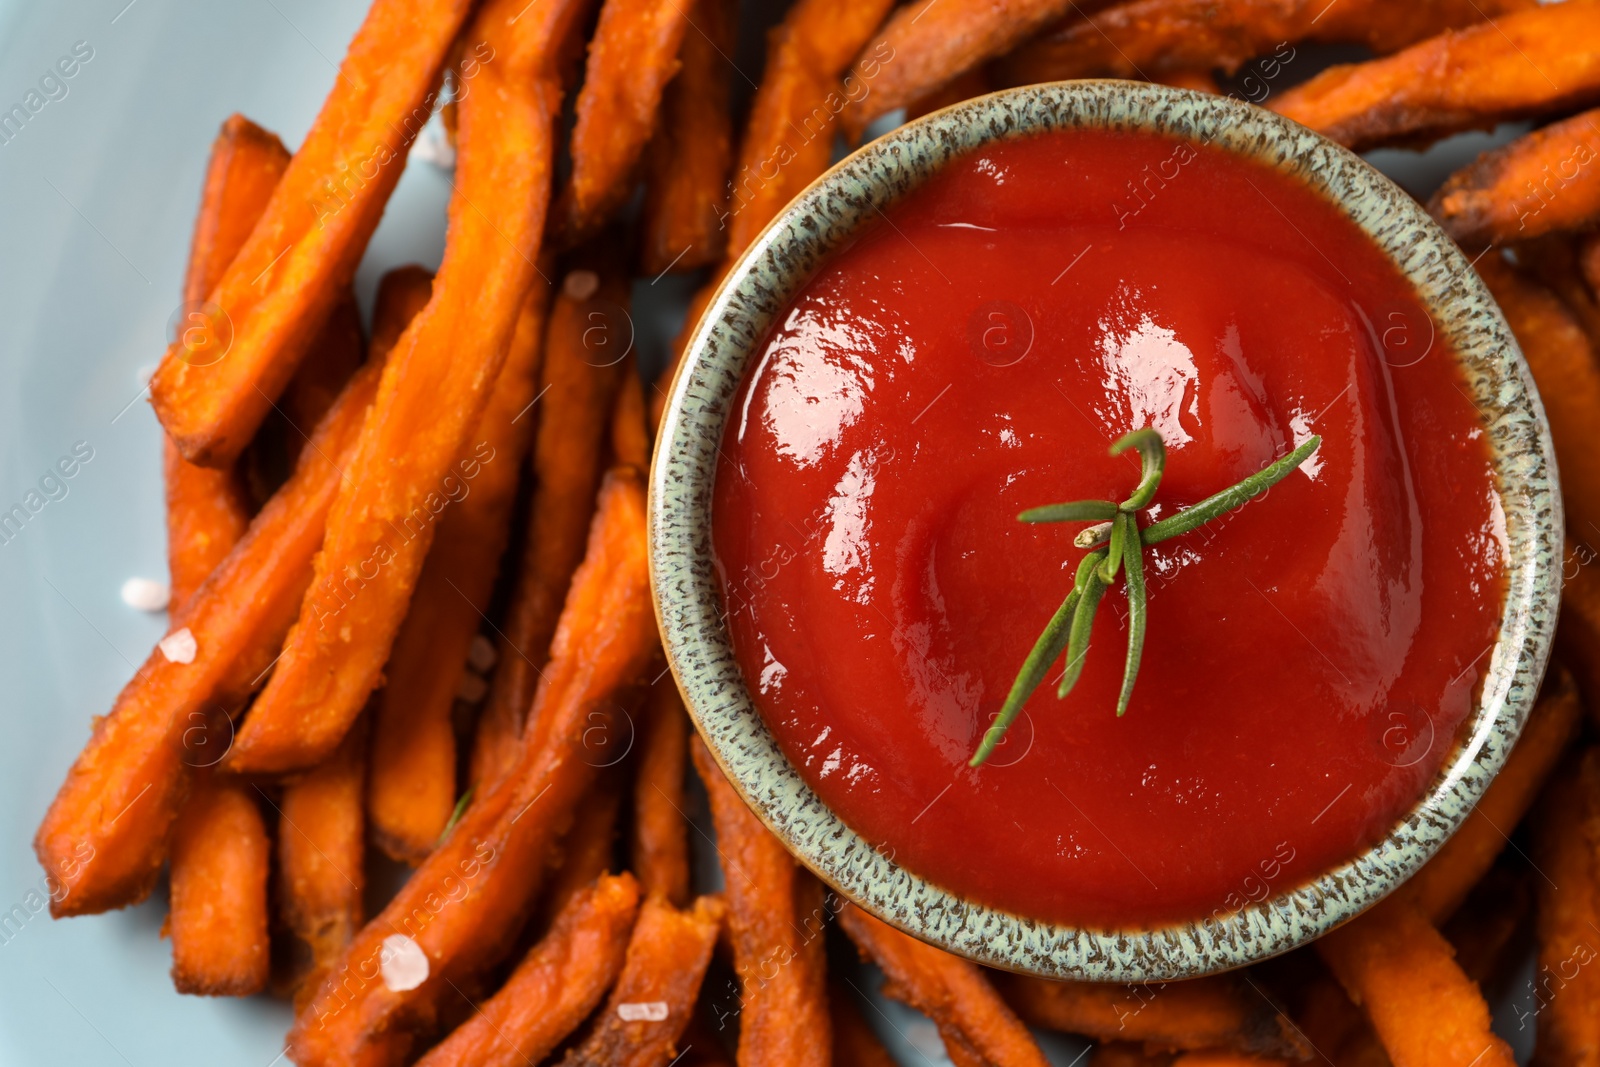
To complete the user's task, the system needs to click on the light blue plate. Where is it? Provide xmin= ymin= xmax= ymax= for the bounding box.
xmin=0 ymin=0 xmax=1544 ymax=1062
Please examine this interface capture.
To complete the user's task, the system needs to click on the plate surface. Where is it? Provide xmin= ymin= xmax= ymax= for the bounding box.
xmin=0 ymin=0 xmax=1548 ymax=1062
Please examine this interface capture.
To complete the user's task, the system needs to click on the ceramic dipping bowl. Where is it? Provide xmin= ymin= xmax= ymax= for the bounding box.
xmin=648 ymin=81 xmax=1561 ymax=981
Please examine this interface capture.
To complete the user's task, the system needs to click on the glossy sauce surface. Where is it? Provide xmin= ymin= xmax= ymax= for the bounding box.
xmin=711 ymin=128 xmax=1506 ymax=928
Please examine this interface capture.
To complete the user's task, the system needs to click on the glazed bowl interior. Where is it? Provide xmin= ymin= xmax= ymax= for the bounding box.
xmin=648 ymin=81 xmax=1560 ymax=981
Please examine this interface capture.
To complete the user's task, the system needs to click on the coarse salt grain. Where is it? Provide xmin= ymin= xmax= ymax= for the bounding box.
xmin=563 ymin=269 xmax=599 ymax=301
xmin=456 ymin=671 xmax=489 ymax=704
xmin=617 ymin=1001 xmax=669 ymax=1022
xmin=380 ymin=934 xmax=430 ymax=992
xmin=121 ymin=576 xmax=170 ymax=612
xmin=158 ymin=627 xmax=197 ymax=664
xmin=467 ymin=634 xmax=497 ymax=673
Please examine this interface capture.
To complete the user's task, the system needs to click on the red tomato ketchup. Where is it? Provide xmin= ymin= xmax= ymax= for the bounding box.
xmin=710 ymin=128 xmax=1506 ymax=929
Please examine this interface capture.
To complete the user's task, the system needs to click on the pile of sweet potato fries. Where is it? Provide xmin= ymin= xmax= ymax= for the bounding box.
xmin=31 ymin=0 xmax=1600 ymax=1063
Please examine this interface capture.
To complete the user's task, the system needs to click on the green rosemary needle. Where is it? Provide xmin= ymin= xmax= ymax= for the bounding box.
xmin=969 ymin=429 xmax=1321 ymax=768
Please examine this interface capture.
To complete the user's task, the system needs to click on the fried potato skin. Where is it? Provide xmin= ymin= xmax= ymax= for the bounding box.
xmin=1002 ymin=973 xmax=1306 ymax=1058
xmin=632 ymin=684 xmax=691 ymax=906
xmin=288 ymin=469 xmax=656 ymax=1067
xmin=368 ymin=280 xmax=551 ymax=863
xmin=1476 ymin=250 xmax=1600 ymax=543
xmin=996 ymin=0 xmax=1533 ymax=86
xmin=227 ymin=0 xmax=582 ymax=776
xmin=692 ymin=738 xmax=832 ymax=1067
xmin=279 ymin=716 xmax=368 ymax=1007
xmin=838 ymin=904 xmax=1050 ymax=1067
xmin=561 ymin=0 xmax=695 ymax=240
xmin=35 ymin=357 xmax=383 ymax=917
xmin=1530 ymin=749 xmax=1600 ymax=1067
xmin=1583 ymin=233 xmax=1600 ymax=298
xmin=1317 ymin=898 xmax=1515 ymax=1067
xmin=470 ymin=256 xmax=630 ymax=789
xmin=726 ymin=0 xmax=895 ymax=251
xmin=1562 ymin=543 xmax=1600 ymax=718
xmin=1271 ymin=2 xmax=1600 ymax=151
xmin=1429 ymin=106 xmax=1600 ymax=245
xmin=554 ymin=894 xmax=726 ymax=1067
xmin=839 ymin=0 xmax=1096 ymax=142
xmin=1391 ymin=671 xmax=1579 ymax=923
xmin=415 ymin=874 xmax=641 ymax=1067
xmin=167 ymin=774 xmax=270 ymax=995
xmin=640 ymin=0 xmax=738 ymax=275
xmin=150 ymin=0 xmax=476 ymax=467
xmin=164 ymin=114 xmax=286 ymax=608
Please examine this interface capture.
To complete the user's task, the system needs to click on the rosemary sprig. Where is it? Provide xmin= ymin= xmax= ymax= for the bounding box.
xmin=969 ymin=430 xmax=1321 ymax=767
xmin=438 ymin=786 xmax=475 ymax=842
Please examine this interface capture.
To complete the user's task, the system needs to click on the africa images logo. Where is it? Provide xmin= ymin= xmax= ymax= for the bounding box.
xmin=0 ymin=41 xmax=94 ymax=148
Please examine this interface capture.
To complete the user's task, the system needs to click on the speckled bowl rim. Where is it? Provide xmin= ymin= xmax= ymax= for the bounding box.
xmin=648 ymin=81 xmax=1562 ymax=981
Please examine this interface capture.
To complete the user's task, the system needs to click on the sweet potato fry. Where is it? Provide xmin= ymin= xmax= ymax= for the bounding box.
xmin=554 ymin=894 xmax=727 ymax=1067
xmin=560 ymin=0 xmax=695 ymax=240
xmin=1316 ymin=898 xmax=1514 ymax=1067
xmin=470 ymin=257 xmax=631 ymax=789
xmin=415 ymin=873 xmax=642 ymax=1067
xmin=1269 ymin=2 xmax=1600 ymax=151
xmin=907 ymin=67 xmax=993 ymax=122
xmin=149 ymin=0 xmax=476 ymax=467
xmin=1391 ymin=670 xmax=1579 ymax=923
xmin=288 ymin=468 xmax=657 ymax=1067
xmin=656 ymin=0 xmax=890 ymax=426
xmin=166 ymin=436 xmax=252 ymax=612
xmin=1584 ymin=232 xmax=1600 ymax=297
xmin=540 ymin=770 xmax=625 ymax=926
xmin=839 ymin=0 xmax=1088 ymax=144
xmin=1169 ymin=1055 xmax=1292 ymax=1067
xmin=1285 ymin=968 xmax=1371 ymax=1067
xmin=1561 ymin=544 xmax=1600 ymax=714
xmin=1429 ymin=107 xmax=1600 ymax=245
xmin=165 ymin=773 xmax=270 ymax=995
xmin=370 ymin=266 xmax=437 ymax=359
xmin=1002 ymin=973 xmax=1306 ymax=1058
xmin=240 ymin=288 xmax=367 ymax=510
xmin=832 ymin=983 xmax=899 ymax=1067
xmin=633 ymin=684 xmax=691 ymax=906
xmin=164 ymin=114 xmax=288 ymax=609
xmin=837 ymin=904 xmax=1049 ymax=1067
xmin=1441 ymin=864 xmax=1532 ymax=990
xmin=1514 ymin=234 xmax=1600 ymax=351
xmin=245 ymin=266 xmax=425 ymax=519
xmin=1156 ymin=70 xmax=1221 ymax=94
xmin=368 ymin=278 xmax=552 ymax=863
xmin=692 ymin=737 xmax=833 ymax=1067
xmin=1529 ymin=748 xmax=1600 ymax=1065
xmin=278 ymin=716 xmax=367 ymax=1007
xmin=995 ymin=0 xmax=1532 ymax=87
xmin=727 ymin=0 xmax=895 ymax=254
xmin=34 ymin=355 xmax=384 ymax=917
xmin=1475 ymin=250 xmax=1600 ymax=544
xmin=612 ymin=355 xmax=652 ymax=469
xmin=182 ymin=115 xmax=290 ymax=310
xmin=640 ymin=0 xmax=738 ymax=276
xmin=280 ymin=292 xmax=367 ymax=443
xmin=227 ymin=0 xmax=584 ymax=776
